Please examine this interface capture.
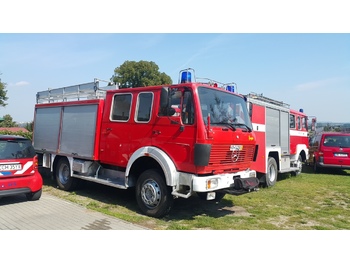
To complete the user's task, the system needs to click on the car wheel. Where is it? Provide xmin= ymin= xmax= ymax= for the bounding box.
xmin=313 ymin=159 xmax=320 ymax=173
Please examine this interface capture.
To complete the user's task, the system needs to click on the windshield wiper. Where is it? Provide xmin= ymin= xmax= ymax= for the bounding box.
xmin=211 ymin=122 xmax=236 ymax=131
xmin=230 ymin=123 xmax=252 ymax=132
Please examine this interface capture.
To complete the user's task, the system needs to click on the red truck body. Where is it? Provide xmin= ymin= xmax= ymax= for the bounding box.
xmin=246 ymin=93 xmax=309 ymax=186
xmin=33 ymin=69 xmax=259 ymax=217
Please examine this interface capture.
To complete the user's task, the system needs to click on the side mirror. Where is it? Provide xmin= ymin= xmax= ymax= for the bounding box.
xmin=160 ymin=87 xmax=169 ymax=108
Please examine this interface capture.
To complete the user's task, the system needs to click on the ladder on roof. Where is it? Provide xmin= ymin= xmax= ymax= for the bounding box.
xmin=36 ymin=79 xmax=118 ymax=104
xmin=247 ymin=92 xmax=290 ymax=109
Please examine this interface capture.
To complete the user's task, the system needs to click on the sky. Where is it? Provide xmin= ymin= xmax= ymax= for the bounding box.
xmin=1 ymin=1 xmax=349 ymax=124
xmin=1 ymin=33 xmax=349 ymax=124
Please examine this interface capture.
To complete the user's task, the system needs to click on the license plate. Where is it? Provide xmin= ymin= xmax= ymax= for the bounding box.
xmin=0 ymin=164 xmax=22 ymax=171
xmin=334 ymin=153 xmax=348 ymax=157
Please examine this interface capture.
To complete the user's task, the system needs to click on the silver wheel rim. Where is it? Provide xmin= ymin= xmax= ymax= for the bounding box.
xmin=58 ymin=164 xmax=70 ymax=185
xmin=297 ymin=158 xmax=302 ymax=173
xmin=141 ymin=179 xmax=161 ymax=209
xmin=269 ymin=165 xmax=276 ymax=182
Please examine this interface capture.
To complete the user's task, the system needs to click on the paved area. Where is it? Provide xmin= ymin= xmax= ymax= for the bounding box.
xmin=0 ymin=192 xmax=148 ymax=230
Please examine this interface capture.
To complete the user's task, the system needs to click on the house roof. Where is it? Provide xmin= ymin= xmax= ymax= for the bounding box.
xmin=0 ymin=127 xmax=29 ymax=133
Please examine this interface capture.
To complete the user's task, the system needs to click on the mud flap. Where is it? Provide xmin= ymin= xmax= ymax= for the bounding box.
xmin=223 ymin=177 xmax=260 ymax=196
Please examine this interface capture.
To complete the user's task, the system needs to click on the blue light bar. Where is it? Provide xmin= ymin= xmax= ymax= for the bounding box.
xmin=226 ymin=85 xmax=235 ymax=93
xmin=299 ymin=108 xmax=304 ymax=113
xmin=181 ymin=71 xmax=192 ymax=83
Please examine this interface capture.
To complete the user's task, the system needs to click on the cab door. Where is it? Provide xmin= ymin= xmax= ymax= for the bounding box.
xmin=152 ymin=87 xmax=197 ymax=173
xmin=100 ymin=91 xmax=156 ymax=167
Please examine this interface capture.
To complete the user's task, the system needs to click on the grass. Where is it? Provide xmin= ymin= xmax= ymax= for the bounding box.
xmin=41 ymin=164 xmax=350 ymax=230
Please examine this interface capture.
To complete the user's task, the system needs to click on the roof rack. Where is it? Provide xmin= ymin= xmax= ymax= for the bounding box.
xmin=246 ymin=92 xmax=290 ymax=108
xmin=36 ymin=79 xmax=118 ymax=104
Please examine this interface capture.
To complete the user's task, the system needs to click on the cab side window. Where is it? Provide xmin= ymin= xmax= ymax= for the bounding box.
xmin=182 ymin=90 xmax=194 ymax=125
xmin=302 ymin=117 xmax=306 ymax=130
xmin=290 ymin=114 xmax=295 ymax=129
xmin=136 ymin=92 xmax=153 ymax=122
xmin=111 ymin=94 xmax=132 ymax=121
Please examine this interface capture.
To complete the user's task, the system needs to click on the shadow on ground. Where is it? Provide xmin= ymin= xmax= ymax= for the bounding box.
xmin=39 ymin=168 xmax=251 ymax=222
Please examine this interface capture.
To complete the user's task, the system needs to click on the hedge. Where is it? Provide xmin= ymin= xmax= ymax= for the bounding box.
xmin=0 ymin=130 xmax=33 ymax=140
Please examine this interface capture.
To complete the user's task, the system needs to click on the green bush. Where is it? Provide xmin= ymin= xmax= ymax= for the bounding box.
xmin=0 ymin=130 xmax=33 ymax=140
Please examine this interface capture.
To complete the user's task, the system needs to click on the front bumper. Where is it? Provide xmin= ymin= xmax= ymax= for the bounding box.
xmin=192 ymin=169 xmax=257 ymax=193
xmin=172 ymin=169 xmax=259 ymax=199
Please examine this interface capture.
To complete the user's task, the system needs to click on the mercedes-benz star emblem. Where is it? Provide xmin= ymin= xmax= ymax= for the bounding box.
xmin=231 ymin=149 xmax=240 ymax=162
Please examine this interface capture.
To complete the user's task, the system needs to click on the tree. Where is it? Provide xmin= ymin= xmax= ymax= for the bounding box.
xmin=112 ymin=60 xmax=172 ymax=88
xmin=0 ymin=114 xmax=17 ymax=127
xmin=0 ymin=73 xmax=9 ymax=107
xmin=25 ymin=121 xmax=34 ymax=132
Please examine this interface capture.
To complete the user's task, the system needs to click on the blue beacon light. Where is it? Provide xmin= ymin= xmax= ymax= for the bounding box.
xmin=226 ymin=85 xmax=235 ymax=93
xmin=181 ymin=71 xmax=192 ymax=83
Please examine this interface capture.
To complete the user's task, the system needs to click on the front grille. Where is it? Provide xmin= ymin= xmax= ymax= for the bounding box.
xmin=208 ymin=144 xmax=255 ymax=171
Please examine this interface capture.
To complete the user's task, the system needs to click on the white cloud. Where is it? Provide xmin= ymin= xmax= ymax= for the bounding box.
xmin=295 ymin=77 xmax=346 ymax=91
xmin=9 ymin=81 xmax=30 ymax=88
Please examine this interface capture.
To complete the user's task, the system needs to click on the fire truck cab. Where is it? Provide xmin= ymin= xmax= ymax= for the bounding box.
xmin=33 ymin=69 xmax=259 ymax=217
xmin=246 ymin=93 xmax=309 ymax=187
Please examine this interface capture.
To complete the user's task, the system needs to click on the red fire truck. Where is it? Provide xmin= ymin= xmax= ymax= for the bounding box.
xmin=33 ymin=69 xmax=259 ymax=218
xmin=245 ymin=93 xmax=310 ymax=187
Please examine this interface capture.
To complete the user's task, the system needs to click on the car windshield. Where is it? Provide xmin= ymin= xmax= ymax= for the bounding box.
xmin=0 ymin=139 xmax=36 ymax=159
xmin=198 ymin=86 xmax=253 ymax=130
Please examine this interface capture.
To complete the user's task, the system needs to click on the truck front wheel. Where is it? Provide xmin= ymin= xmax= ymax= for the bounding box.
xmin=265 ymin=157 xmax=278 ymax=187
xmin=135 ymin=169 xmax=173 ymax=218
xmin=55 ymin=158 xmax=78 ymax=191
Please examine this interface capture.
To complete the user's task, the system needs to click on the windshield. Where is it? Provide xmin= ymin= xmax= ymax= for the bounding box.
xmin=198 ymin=86 xmax=253 ymax=130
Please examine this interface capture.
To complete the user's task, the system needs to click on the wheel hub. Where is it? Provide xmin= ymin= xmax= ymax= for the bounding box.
xmin=141 ymin=180 xmax=161 ymax=208
xmin=59 ymin=165 xmax=70 ymax=184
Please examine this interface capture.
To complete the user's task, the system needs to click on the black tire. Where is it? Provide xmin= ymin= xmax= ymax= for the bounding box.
xmin=197 ymin=192 xmax=226 ymax=202
xmin=55 ymin=158 xmax=78 ymax=191
xmin=135 ymin=169 xmax=173 ymax=218
xmin=26 ymin=188 xmax=42 ymax=201
xmin=291 ymin=155 xmax=302 ymax=176
xmin=265 ymin=157 xmax=278 ymax=187
xmin=313 ymin=158 xmax=320 ymax=173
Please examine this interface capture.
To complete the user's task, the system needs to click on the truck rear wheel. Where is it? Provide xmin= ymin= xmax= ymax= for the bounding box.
xmin=135 ymin=169 xmax=173 ymax=218
xmin=291 ymin=155 xmax=302 ymax=176
xmin=266 ymin=157 xmax=278 ymax=187
xmin=55 ymin=158 xmax=78 ymax=191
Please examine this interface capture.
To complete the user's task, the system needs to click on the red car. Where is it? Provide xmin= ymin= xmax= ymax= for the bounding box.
xmin=0 ymin=135 xmax=42 ymax=200
xmin=308 ymin=132 xmax=350 ymax=172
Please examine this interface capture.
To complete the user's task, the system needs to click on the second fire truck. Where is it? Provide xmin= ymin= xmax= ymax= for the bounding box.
xmin=245 ymin=92 xmax=310 ymax=187
xmin=33 ymin=69 xmax=259 ymax=218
